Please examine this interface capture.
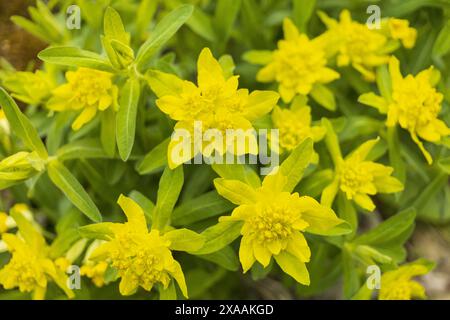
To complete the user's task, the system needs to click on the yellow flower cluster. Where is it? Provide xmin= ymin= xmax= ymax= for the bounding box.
xmin=148 ymin=48 xmax=279 ymax=167
xmin=47 ymin=67 xmax=118 ymax=131
xmin=271 ymin=97 xmax=325 ymax=154
xmin=319 ymin=10 xmax=417 ymax=81
xmin=321 ymin=120 xmax=403 ymax=211
xmin=0 ymin=206 xmax=73 ymax=300
xmin=359 ymin=57 xmax=450 ymax=164
xmin=215 ymin=171 xmax=343 ymax=284
xmin=379 ymin=263 xmax=429 ymax=300
xmin=87 ymin=195 xmax=188 ymax=297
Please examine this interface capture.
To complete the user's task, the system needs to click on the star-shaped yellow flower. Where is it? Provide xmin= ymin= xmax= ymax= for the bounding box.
xmin=215 ymin=171 xmax=343 ymax=285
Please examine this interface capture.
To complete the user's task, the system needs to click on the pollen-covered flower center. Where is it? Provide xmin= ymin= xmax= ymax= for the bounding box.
xmin=251 ymin=207 xmax=296 ymax=243
xmin=273 ymin=38 xmax=327 ymax=89
xmin=391 ymin=76 xmax=443 ymax=130
xmin=2 ymin=255 xmax=44 ymax=292
xmin=68 ymin=68 xmax=113 ymax=106
xmin=339 ymin=161 xmax=373 ymax=194
xmin=339 ymin=23 xmax=386 ymax=64
xmin=380 ymin=281 xmax=412 ymax=300
xmin=277 ymin=119 xmax=310 ymax=151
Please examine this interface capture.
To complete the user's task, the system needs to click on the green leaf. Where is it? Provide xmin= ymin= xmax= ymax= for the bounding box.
xmin=137 ymin=138 xmax=169 ymax=174
xmin=47 ymin=160 xmax=102 ymax=222
xmin=310 ymin=84 xmax=336 ymax=111
xmin=38 ymin=47 xmax=115 ymax=72
xmin=164 ymin=229 xmax=205 ymax=252
xmin=293 ymin=0 xmax=316 ymax=32
xmin=376 ymin=64 xmax=392 ymax=101
xmin=159 ymin=281 xmax=177 ymax=300
xmin=136 ymin=5 xmax=194 ymax=70
xmin=104 ymin=7 xmax=129 ymax=45
xmin=212 ymin=163 xmax=260 ymax=188
xmin=353 ymin=208 xmax=416 ymax=246
xmin=56 ymin=138 xmax=111 ymax=160
xmin=213 ymin=0 xmax=242 ymax=43
xmin=279 ymin=138 xmax=313 ymax=192
xmin=196 ymin=246 xmax=239 ymax=271
xmin=172 ymin=191 xmax=235 ymax=226
xmin=128 ymin=190 xmax=155 ymax=222
xmin=342 ymin=248 xmax=360 ymax=299
xmin=194 ymin=220 xmax=243 ymax=255
xmin=48 ymin=228 xmax=80 ymax=259
xmin=186 ymin=8 xmax=217 ymax=42
xmin=116 ymin=78 xmax=140 ymax=161
xmin=387 ymin=126 xmax=406 ymax=185
xmin=152 ymin=166 xmax=184 ymax=230
xmin=100 ymin=107 xmax=116 ymax=157
xmin=0 ymin=87 xmax=48 ymax=159
xmin=438 ymin=156 xmax=450 ymax=174
xmin=322 ymin=118 xmax=343 ymax=165
xmin=433 ymin=20 xmax=450 ymax=57
xmin=78 ymin=223 xmax=115 ymax=240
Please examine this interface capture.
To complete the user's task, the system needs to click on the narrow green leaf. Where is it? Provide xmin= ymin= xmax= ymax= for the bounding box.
xmin=116 ymin=78 xmax=140 ymax=161
xmin=104 ymin=7 xmax=129 ymax=44
xmin=172 ymin=191 xmax=235 ymax=226
xmin=196 ymin=246 xmax=239 ymax=271
xmin=152 ymin=166 xmax=184 ymax=230
xmin=310 ymin=84 xmax=336 ymax=111
xmin=38 ymin=47 xmax=115 ymax=72
xmin=100 ymin=107 xmax=116 ymax=157
xmin=279 ymin=138 xmax=313 ymax=192
xmin=137 ymin=138 xmax=169 ymax=174
xmin=293 ymin=0 xmax=316 ymax=32
xmin=0 ymin=87 xmax=48 ymax=159
xmin=194 ymin=220 xmax=243 ymax=255
xmin=136 ymin=5 xmax=193 ymax=70
xmin=47 ymin=160 xmax=102 ymax=222
xmin=56 ymin=138 xmax=111 ymax=160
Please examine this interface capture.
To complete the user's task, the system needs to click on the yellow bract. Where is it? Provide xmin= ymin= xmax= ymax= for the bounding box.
xmin=386 ymin=18 xmax=417 ymax=49
xmin=0 ymin=209 xmax=73 ymax=300
xmin=89 ymin=195 xmax=188 ymax=297
xmin=271 ymin=97 xmax=325 ymax=153
xmin=148 ymin=48 xmax=279 ymax=168
xmin=379 ymin=263 xmax=429 ymax=300
xmin=47 ymin=67 xmax=118 ymax=131
xmin=215 ymin=172 xmax=343 ymax=285
xmin=249 ymin=18 xmax=339 ymax=103
xmin=322 ymin=137 xmax=404 ymax=211
xmin=359 ymin=57 xmax=450 ymax=164
xmin=0 ymin=212 xmax=7 ymax=233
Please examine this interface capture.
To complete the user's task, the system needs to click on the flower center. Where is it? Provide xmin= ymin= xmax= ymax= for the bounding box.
xmin=339 ymin=161 xmax=373 ymax=196
xmin=250 ymin=206 xmax=296 ymax=243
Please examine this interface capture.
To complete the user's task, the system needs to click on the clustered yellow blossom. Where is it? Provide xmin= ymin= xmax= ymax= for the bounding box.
xmin=87 ymin=195 xmax=189 ymax=297
xmin=321 ymin=120 xmax=403 ymax=211
xmin=379 ymin=262 xmax=430 ymax=300
xmin=271 ymin=97 xmax=325 ymax=154
xmin=0 ymin=208 xmax=73 ymax=300
xmin=215 ymin=171 xmax=344 ymax=285
xmin=246 ymin=18 xmax=339 ymax=103
xmin=319 ymin=10 xmax=417 ymax=81
xmin=80 ymin=240 xmax=109 ymax=287
xmin=0 ymin=70 xmax=55 ymax=105
xmin=359 ymin=57 xmax=450 ymax=164
xmin=147 ymin=48 xmax=279 ymax=168
xmin=47 ymin=67 xmax=118 ymax=131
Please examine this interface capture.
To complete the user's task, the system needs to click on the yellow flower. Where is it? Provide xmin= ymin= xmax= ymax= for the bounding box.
xmin=385 ymin=18 xmax=417 ymax=49
xmin=47 ymin=67 xmax=118 ymax=131
xmin=319 ymin=10 xmax=392 ymax=81
xmin=0 ymin=212 xmax=7 ymax=234
xmin=215 ymin=172 xmax=343 ymax=285
xmin=81 ymin=261 xmax=109 ymax=288
xmin=246 ymin=18 xmax=339 ymax=103
xmin=87 ymin=195 xmax=189 ymax=297
xmin=321 ymin=120 xmax=403 ymax=211
xmin=359 ymin=57 xmax=450 ymax=164
xmin=271 ymin=97 xmax=325 ymax=153
xmin=0 ymin=70 xmax=55 ymax=105
xmin=147 ymin=48 xmax=279 ymax=168
xmin=0 ymin=209 xmax=74 ymax=300
xmin=80 ymin=240 xmax=108 ymax=287
xmin=379 ymin=262 xmax=430 ymax=300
